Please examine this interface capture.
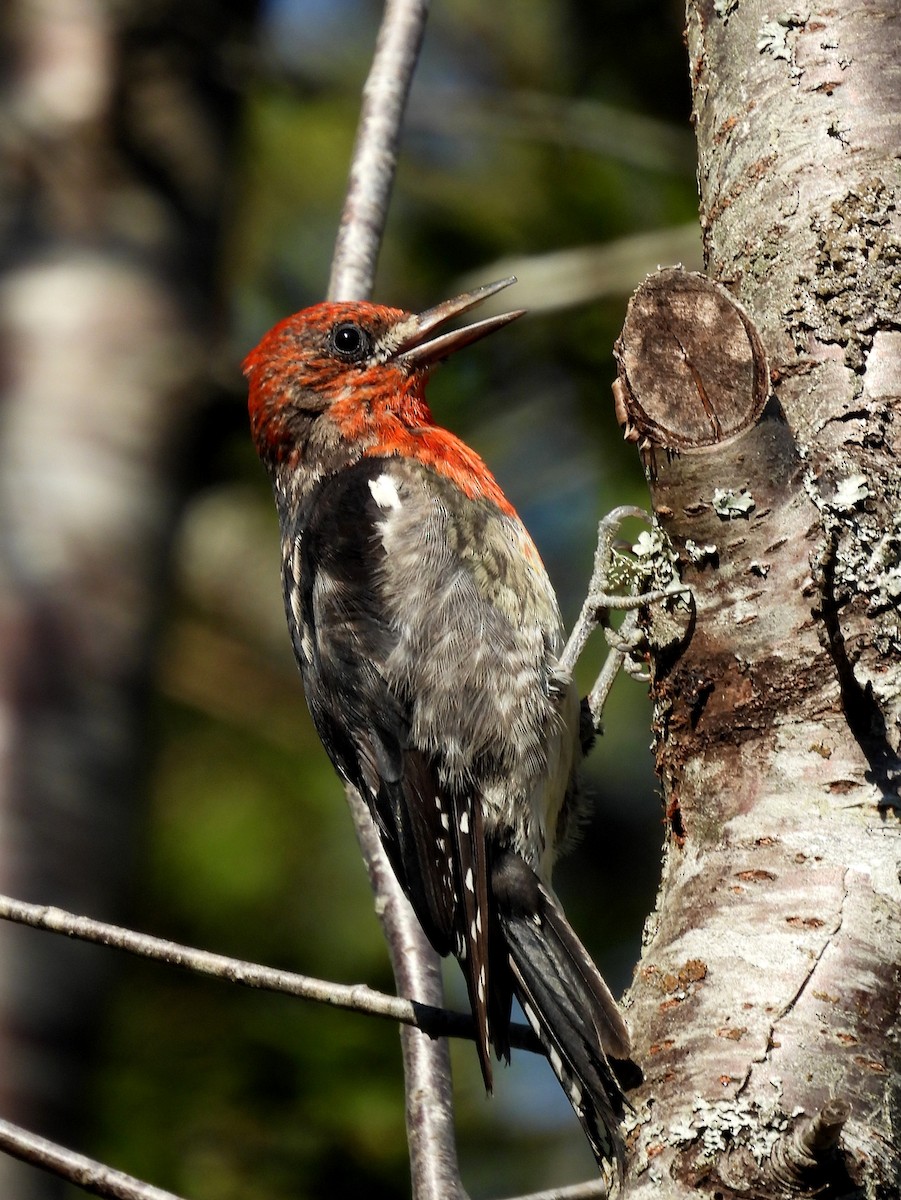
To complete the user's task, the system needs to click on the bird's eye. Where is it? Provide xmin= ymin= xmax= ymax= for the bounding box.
xmin=329 ymin=322 xmax=372 ymax=362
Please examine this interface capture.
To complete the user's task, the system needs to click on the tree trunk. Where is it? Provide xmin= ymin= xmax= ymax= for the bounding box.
xmin=616 ymin=3 xmax=900 ymax=1197
xmin=0 ymin=2 xmax=255 ymax=1195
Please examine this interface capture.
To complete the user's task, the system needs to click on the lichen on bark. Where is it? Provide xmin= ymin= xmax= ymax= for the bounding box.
xmin=612 ymin=3 xmax=901 ymax=1195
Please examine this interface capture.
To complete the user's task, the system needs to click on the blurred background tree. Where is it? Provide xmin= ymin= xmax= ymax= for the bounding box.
xmin=0 ymin=1 xmax=699 ymax=1197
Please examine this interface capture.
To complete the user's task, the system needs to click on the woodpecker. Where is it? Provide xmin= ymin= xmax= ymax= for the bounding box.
xmin=244 ymin=278 xmax=630 ymax=1174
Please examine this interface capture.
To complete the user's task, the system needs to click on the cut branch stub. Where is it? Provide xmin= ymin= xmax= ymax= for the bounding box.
xmin=613 ymin=268 xmax=770 ymax=453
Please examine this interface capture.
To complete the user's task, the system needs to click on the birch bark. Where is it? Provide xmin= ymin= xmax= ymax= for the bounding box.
xmin=616 ymin=3 xmax=901 ymax=1196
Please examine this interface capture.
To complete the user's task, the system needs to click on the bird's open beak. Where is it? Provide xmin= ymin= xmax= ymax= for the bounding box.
xmin=395 ymin=278 xmax=524 ymax=368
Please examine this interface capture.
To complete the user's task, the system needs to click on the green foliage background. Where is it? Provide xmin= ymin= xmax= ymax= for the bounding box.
xmin=77 ymin=2 xmax=697 ymax=1196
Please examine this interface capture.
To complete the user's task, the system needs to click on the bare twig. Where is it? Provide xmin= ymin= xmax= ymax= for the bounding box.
xmin=0 ymin=892 xmax=540 ymax=1053
xmin=0 ymin=1118 xmax=185 ymax=1200
xmin=346 ymin=788 xmax=468 ymax=1200
xmin=505 ymin=1179 xmax=606 ymax=1200
xmin=327 ymin=0 xmax=431 ymax=301
xmin=324 ymin=2 xmax=468 ymax=1196
xmin=0 ymin=891 xmax=414 ymax=1018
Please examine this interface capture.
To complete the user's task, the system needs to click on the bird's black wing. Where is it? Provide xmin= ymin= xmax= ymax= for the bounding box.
xmin=283 ymin=458 xmax=495 ymax=1083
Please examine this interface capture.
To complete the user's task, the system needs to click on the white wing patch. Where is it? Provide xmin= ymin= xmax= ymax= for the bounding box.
xmin=368 ymin=473 xmax=402 ymax=512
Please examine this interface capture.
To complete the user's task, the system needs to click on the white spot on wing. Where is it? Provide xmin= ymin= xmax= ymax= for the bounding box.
xmin=300 ymin=623 xmax=314 ymax=664
xmin=290 ymin=587 xmax=304 ymax=631
xmin=291 ymin=535 xmax=303 ymax=585
xmin=368 ymin=474 xmax=402 ymax=511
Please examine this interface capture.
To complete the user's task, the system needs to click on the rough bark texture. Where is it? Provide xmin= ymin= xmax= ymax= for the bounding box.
xmin=615 ymin=3 xmax=900 ymax=1197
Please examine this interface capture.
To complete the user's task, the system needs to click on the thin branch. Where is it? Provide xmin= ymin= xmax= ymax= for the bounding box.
xmin=0 ymin=893 xmax=409 ymax=1019
xmin=0 ymin=892 xmax=540 ymax=1052
xmin=325 ymin=2 xmax=469 ymax=1196
xmin=504 ymin=1180 xmax=606 ymax=1200
xmin=0 ymin=1118 xmax=185 ymax=1200
xmin=327 ymin=0 xmax=430 ymax=302
xmin=345 ymin=786 xmax=468 ymax=1200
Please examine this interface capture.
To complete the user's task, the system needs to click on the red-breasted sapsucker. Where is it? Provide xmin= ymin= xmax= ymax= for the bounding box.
xmin=244 ymin=279 xmax=630 ymax=1173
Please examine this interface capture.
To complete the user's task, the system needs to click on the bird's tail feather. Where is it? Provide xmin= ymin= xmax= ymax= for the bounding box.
xmin=493 ymin=856 xmax=629 ymax=1178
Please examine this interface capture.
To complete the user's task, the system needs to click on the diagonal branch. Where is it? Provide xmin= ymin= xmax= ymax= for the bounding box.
xmin=328 ymin=0 xmax=431 ymax=302
xmin=323 ymin=3 xmax=467 ymax=1197
xmin=0 ymin=1118 xmax=186 ymax=1200
xmin=506 ymin=1182 xmax=606 ymax=1200
xmin=346 ymin=788 xmax=468 ymax=1200
xmin=0 ymin=892 xmax=532 ymax=1051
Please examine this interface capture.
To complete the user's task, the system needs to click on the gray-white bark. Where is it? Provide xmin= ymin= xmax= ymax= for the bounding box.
xmin=614 ymin=3 xmax=900 ymax=1196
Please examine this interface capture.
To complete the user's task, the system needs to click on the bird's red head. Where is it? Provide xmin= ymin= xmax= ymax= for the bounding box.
xmin=243 ymin=280 xmax=524 ymax=503
xmin=244 ymin=300 xmax=408 ymax=459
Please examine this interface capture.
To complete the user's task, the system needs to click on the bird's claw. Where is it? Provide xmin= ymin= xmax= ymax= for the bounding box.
xmin=560 ymin=506 xmax=691 ymax=736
